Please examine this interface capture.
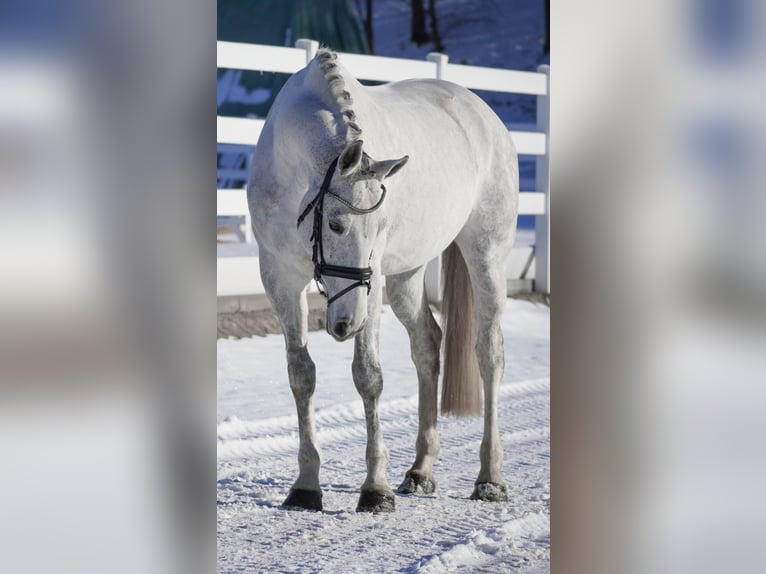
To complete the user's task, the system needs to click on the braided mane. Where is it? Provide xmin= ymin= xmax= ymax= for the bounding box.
xmin=315 ymin=48 xmax=363 ymax=142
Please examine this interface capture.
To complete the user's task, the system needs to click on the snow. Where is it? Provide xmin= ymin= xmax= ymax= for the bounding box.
xmin=217 ymin=298 xmax=549 ymax=572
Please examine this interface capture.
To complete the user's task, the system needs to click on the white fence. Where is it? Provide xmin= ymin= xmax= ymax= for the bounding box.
xmin=217 ymin=39 xmax=550 ymax=298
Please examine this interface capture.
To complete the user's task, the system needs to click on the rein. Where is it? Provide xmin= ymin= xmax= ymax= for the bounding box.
xmin=296 ymin=156 xmax=387 ymax=305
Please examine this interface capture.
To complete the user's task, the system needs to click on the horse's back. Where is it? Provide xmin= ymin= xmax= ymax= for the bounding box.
xmin=383 ymin=78 xmax=515 ymax=159
xmin=366 ymin=79 xmax=518 ymax=271
xmin=373 ymin=78 xmax=517 ymax=206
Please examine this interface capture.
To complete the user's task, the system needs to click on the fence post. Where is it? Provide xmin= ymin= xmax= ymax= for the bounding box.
xmin=422 ymin=52 xmax=450 ymax=304
xmin=295 ymin=39 xmax=319 ymax=64
xmin=535 ymin=64 xmax=550 ymax=293
xmin=426 ymin=52 xmax=448 ymax=80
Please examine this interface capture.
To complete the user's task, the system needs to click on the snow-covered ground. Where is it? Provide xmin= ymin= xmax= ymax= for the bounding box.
xmin=217 ymin=298 xmax=549 ymax=572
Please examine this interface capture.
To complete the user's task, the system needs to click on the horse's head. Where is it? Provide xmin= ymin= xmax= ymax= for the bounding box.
xmin=308 ymin=139 xmax=408 ymax=341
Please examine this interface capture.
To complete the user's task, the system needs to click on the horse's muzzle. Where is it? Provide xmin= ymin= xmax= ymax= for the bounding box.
xmin=328 ymin=317 xmax=366 ymax=342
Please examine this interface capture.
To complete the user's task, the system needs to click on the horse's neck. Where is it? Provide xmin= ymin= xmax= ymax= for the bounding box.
xmin=302 ymin=60 xmax=370 ymax=124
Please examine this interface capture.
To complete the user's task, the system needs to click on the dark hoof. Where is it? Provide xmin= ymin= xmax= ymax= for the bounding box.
xmin=470 ymin=482 xmax=508 ymax=502
xmin=356 ymin=489 xmax=395 ymax=513
xmin=397 ymin=471 xmax=436 ymax=495
xmin=282 ymin=488 xmax=323 ymax=511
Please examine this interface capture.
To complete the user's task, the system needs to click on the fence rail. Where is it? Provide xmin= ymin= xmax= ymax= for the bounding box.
xmin=217 ymin=40 xmax=550 ymax=296
xmin=216 ymin=116 xmax=548 ymax=156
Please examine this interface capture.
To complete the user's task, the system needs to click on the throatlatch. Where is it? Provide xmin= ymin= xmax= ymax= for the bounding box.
xmin=296 ymin=155 xmax=387 ymax=305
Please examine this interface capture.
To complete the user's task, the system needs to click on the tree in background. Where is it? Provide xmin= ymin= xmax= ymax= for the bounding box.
xmin=355 ymin=0 xmax=444 ymax=54
xmin=365 ymin=0 xmax=375 ymax=53
xmin=427 ymin=0 xmax=444 ymax=52
xmin=411 ymin=0 xmax=444 ymax=51
xmin=410 ymin=0 xmax=430 ymax=45
xmin=543 ymin=0 xmax=549 ymax=54
xmin=357 ymin=0 xmax=375 ymax=54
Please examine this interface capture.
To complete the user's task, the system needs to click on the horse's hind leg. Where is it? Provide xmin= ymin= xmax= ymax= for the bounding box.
xmin=387 ymin=267 xmax=442 ymax=495
xmin=457 ymin=234 xmax=514 ymax=502
xmin=352 ymin=278 xmax=396 ymax=512
xmin=260 ymin=252 xmax=323 ymax=511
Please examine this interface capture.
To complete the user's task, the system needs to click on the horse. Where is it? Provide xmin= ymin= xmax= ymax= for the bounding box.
xmin=248 ymin=48 xmax=518 ymax=513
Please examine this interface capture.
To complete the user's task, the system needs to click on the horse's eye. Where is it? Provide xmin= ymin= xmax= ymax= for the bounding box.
xmin=328 ymin=220 xmax=343 ymax=234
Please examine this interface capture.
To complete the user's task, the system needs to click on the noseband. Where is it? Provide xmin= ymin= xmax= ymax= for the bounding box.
xmin=296 ymin=156 xmax=387 ymax=305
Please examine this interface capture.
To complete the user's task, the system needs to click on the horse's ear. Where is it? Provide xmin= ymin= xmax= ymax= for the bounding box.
xmin=338 ymin=139 xmax=365 ymax=177
xmin=371 ymin=155 xmax=409 ymax=180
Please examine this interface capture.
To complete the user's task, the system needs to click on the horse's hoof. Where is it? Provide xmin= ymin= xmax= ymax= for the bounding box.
xmin=356 ymin=489 xmax=395 ymax=513
xmin=470 ymin=482 xmax=508 ymax=502
xmin=282 ymin=488 xmax=323 ymax=511
xmin=397 ymin=471 xmax=436 ymax=495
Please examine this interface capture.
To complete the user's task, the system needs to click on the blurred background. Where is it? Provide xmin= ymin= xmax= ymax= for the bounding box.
xmin=553 ymin=1 xmax=766 ymax=573
xmin=2 ymin=0 xmax=765 ymax=573
xmin=0 ymin=1 xmax=215 ymax=573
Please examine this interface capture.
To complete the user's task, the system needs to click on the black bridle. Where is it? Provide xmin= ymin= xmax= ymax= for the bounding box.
xmin=296 ymin=156 xmax=387 ymax=305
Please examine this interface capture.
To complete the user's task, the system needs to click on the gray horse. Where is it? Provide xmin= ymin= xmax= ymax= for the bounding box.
xmin=248 ymin=48 xmax=518 ymax=512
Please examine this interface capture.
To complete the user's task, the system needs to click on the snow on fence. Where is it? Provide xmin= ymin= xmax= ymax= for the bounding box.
xmin=217 ymin=39 xmax=550 ymax=298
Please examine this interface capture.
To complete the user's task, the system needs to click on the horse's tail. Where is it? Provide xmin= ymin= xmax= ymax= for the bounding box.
xmin=440 ymin=242 xmax=482 ymax=417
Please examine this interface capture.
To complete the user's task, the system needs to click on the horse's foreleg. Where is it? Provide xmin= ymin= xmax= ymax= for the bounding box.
xmin=284 ymin=344 xmax=322 ymax=510
xmin=387 ymin=267 xmax=442 ymax=495
xmin=260 ymin=255 xmax=323 ymax=511
xmin=352 ymin=280 xmax=395 ymax=512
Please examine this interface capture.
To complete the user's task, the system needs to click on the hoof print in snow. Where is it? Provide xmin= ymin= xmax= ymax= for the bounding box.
xmin=397 ymin=471 xmax=436 ymax=495
xmin=282 ymin=488 xmax=323 ymax=511
xmin=470 ymin=482 xmax=508 ymax=502
xmin=357 ymin=489 xmax=395 ymax=513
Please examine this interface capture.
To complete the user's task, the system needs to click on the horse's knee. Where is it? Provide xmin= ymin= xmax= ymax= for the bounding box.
xmin=287 ymin=348 xmax=316 ymax=397
xmin=352 ymin=357 xmax=383 ymax=399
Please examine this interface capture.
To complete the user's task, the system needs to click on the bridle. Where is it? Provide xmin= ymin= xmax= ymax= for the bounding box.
xmin=296 ymin=155 xmax=387 ymax=305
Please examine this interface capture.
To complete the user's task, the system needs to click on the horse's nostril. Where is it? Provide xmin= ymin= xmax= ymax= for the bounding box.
xmin=333 ymin=321 xmax=349 ymax=339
